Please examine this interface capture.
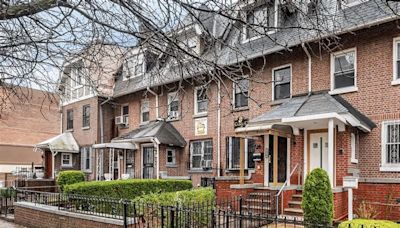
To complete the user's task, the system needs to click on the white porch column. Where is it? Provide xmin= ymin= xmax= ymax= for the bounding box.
xmin=328 ymin=118 xmax=335 ymax=187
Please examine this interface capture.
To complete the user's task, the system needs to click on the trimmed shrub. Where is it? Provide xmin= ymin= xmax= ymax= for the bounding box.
xmin=133 ymin=188 xmax=215 ymax=227
xmin=133 ymin=187 xmax=215 ymax=206
xmin=301 ymin=168 xmax=333 ymax=226
xmin=63 ymin=179 xmax=193 ymax=199
xmin=339 ymin=219 xmax=398 ymax=228
xmin=57 ymin=171 xmax=85 ymax=190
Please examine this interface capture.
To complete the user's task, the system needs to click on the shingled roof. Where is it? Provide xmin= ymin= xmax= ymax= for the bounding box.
xmin=112 ymin=121 xmax=187 ymax=147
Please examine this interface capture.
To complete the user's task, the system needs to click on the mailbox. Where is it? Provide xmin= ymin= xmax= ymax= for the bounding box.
xmin=343 ymin=176 xmax=358 ymax=189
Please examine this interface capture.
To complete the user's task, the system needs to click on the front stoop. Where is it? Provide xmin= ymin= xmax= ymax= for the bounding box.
xmin=283 ymin=190 xmax=304 ymax=218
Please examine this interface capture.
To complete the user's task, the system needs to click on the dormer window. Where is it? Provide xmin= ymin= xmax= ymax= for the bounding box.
xmin=124 ymin=53 xmax=145 ymax=80
xmin=62 ymin=61 xmax=94 ymax=105
xmin=243 ymin=1 xmax=277 ymax=42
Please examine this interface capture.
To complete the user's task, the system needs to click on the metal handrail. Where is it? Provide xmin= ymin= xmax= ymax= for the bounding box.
xmin=275 ymin=163 xmax=300 ymax=217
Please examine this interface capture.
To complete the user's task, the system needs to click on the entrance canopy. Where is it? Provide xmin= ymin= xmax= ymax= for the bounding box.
xmin=92 ymin=142 xmax=136 ymax=150
xmin=35 ymin=132 xmax=79 ymax=153
xmin=238 ymin=93 xmax=376 ymax=133
xmin=112 ymin=120 xmax=186 ymax=147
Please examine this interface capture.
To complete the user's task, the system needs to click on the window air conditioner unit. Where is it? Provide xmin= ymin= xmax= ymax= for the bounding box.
xmin=115 ymin=116 xmax=128 ymax=126
xmin=169 ymin=111 xmax=179 ymax=119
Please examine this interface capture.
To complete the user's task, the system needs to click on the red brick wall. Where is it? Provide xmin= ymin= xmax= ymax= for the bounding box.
xmin=15 ymin=204 xmax=123 ymax=228
xmin=354 ymin=183 xmax=400 ymax=220
xmin=334 ymin=191 xmax=348 ymax=220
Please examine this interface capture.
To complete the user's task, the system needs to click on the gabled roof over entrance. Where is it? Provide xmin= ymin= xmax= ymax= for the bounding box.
xmin=35 ymin=132 xmax=79 ymax=153
xmin=112 ymin=121 xmax=186 ymax=147
xmin=247 ymin=93 xmax=376 ymax=132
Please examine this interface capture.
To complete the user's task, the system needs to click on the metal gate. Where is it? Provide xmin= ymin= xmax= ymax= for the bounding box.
xmin=142 ymin=146 xmax=154 ymax=179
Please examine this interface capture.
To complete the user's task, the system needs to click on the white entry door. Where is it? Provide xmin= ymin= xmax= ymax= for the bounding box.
xmin=309 ymin=133 xmax=329 ymax=173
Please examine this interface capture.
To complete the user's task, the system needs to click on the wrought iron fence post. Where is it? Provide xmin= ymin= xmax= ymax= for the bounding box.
xmin=58 ymin=193 xmax=61 ymax=210
xmin=170 ymin=206 xmax=175 ymax=228
xmin=239 ymin=196 xmax=243 ymax=228
xmin=123 ymin=200 xmax=128 ymax=228
xmin=161 ymin=205 xmax=165 ymax=228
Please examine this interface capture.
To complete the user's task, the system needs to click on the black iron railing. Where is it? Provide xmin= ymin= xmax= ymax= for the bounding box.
xmin=2 ymin=189 xmax=334 ymax=228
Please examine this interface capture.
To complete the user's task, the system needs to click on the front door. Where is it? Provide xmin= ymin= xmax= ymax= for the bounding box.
xmin=309 ymin=132 xmax=329 ymax=173
xmin=45 ymin=151 xmax=53 ymax=178
xmin=267 ymin=135 xmax=288 ymax=186
xmin=142 ymin=146 xmax=154 ymax=179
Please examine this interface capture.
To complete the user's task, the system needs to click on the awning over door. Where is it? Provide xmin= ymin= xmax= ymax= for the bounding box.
xmin=92 ymin=142 xmax=136 ymax=150
xmin=35 ymin=132 xmax=79 ymax=153
xmin=112 ymin=120 xmax=186 ymax=147
xmin=237 ymin=92 xmax=376 ymax=133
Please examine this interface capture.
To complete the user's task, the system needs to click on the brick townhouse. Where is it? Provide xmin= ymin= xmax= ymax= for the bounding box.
xmin=0 ymin=87 xmax=59 ymax=183
xmin=44 ymin=0 xmax=400 ymax=221
xmin=36 ymin=45 xmax=122 ymax=180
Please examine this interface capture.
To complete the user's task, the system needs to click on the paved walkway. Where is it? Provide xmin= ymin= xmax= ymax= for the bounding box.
xmin=0 ymin=219 xmax=24 ymax=228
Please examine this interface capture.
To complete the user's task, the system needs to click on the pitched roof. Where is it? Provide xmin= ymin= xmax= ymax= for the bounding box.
xmin=36 ymin=132 xmax=79 ymax=153
xmin=113 ymin=121 xmax=187 ymax=147
xmin=249 ymin=92 xmax=376 ymax=130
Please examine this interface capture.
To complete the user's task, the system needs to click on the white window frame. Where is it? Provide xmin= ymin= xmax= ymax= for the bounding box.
xmin=61 ymin=153 xmax=72 ymax=168
xmin=351 ymin=133 xmax=358 ymax=164
xmin=167 ymin=92 xmax=180 ymax=120
xmin=81 ymin=147 xmax=92 ymax=172
xmin=272 ymin=64 xmax=292 ymax=101
xmin=66 ymin=109 xmax=74 ymax=131
xmin=392 ymin=37 xmax=400 ymax=85
xmin=194 ymin=86 xmax=208 ymax=116
xmin=123 ymin=51 xmax=145 ymax=81
xmin=227 ymin=137 xmax=255 ymax=170
xmin=190 ymin=140 xmax=213 ymax=170
xmin=241 ymin=0 xmax=278 ymax=43
xmin=121 ymin=104 xmax=129 ymax=124
xmin=166 ymin=148 xmax=176 ymax=166
xmin=233 ymin=77 xmax=250 ymax=110
xmin=141 ymin=99 xmax=150 ymax=124
xmin=329 ymin=48 xmax=358 ymax=95
xmin=380 ymin=120 xmax=400 ymax=172
xmin=82 ymin=105 xmax=90 ymax=129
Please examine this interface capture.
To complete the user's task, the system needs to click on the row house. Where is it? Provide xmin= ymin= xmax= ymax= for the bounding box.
xmin=39 ymin=0 xmax=400 ymax=220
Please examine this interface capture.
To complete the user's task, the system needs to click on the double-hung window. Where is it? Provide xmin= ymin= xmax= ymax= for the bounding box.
xmin=124 ymin=54 xmax=145 ymax=80
xmin=331 ymin=48 xmax=357 ymax=93
xmin=381 ymin=121 xmax=400 ymax=171
xmin=233 ymin=78 xmax=249 ymax=109
xmin=392 ymin=38 xmax=400 ymax=85
xmin=351 ymin=132 xmax=359 ymax=163
xmin=122 ymin=105 xmax=129 ymax=124
xmin=226 ymin=137 xmax=256 ymax=170
xmin=82 ymin=105 xmax=90 ymax=128
xmin=81 ymin=147 xmax=92 ymax=172
xmin=141 ymin=99 xmax=150 ymax=123
xmin=273 ymin=65 xmax=291 ymax=100
xmin=66 ymin=109 xmax=74 ymax=130
xmin=190 ymin=140 xmax=213 ymax=170
xmin=194 ymin=87 xmax=208 ymax=115
xmin=168 ymin=92 xmax=180 ymax=120
xmin=243 ymin=2 xmax=276 ymax=42
xmin=166 ymin=148 xmax=176 ymax=166
xmin=61 ymin=153 xmax=72 ymax=167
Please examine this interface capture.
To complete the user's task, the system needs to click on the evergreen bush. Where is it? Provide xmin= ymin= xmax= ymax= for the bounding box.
xmin=301 ymin=168 xmax=333 ymax=226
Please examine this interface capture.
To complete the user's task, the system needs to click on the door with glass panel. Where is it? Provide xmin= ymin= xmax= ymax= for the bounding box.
xmin=142 ymin=146 xmax=154 ymax=179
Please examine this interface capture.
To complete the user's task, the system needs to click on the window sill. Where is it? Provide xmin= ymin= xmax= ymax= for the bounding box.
xmin=65 ymin=129 xmax=74 ymax=132
xmin=166 ymin=118 xmax=180 ymax=122
xmin=391 ymin=79 xmax=400 ymax=86
xmin=193 ymin=113 xmax=208 ymax=119
xmin=82 ymin=126 xmax=90 ymax=130
xmin=351 ymin=158 xmax=358 ymax=164
xmin=241 ymin=31 xmax=276 ymax=44
xmin=232 ymin=107 xmax=249 ymax=113
xmin=328 ymin=86 xmax=358 ymax=95
xmin=166 ymin=164 xmax=177 ymax=168
xmin=61 ymin=165 xmax=73 ymax=168
xmin=188 ymin=169 xmax=213 ymax=174
xmin=139 ymin=121 xmax=149 ymax=126
xmin=225 ymin=168 xmax=255 ymax=172
xmin=379 ymin=166 xmax=400 ymax=172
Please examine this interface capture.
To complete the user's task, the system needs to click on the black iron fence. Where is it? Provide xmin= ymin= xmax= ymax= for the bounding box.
xmin=2 ymin=189 xmax=333 ymax=227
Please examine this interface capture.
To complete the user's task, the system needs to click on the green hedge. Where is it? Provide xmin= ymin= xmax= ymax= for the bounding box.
xmin=339 ymin=219 xmax=399 ymax=228
xmin=63 ymin=179 xmax=193 ymax=199
xmin=301 ymin=168 xmax=333 ymax=226
xmin=57 ymin=171 xmax=85 ymax=190
xmin=133 ymin=187 xmax=215 ymax=206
